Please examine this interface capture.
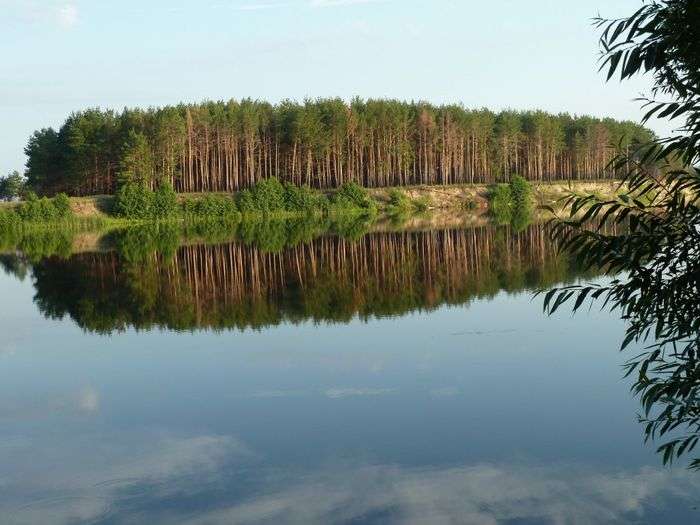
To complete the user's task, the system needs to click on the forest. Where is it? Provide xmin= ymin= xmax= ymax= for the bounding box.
xmin=24 ymin=98 xmax=653 ymax=196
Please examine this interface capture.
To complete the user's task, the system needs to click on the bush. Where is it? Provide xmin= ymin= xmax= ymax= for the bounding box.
xmin=113 ymin=183 xmax=153 ymax=219
xmin=489 ymin=184 xmax=513 ymax=224
xmin=15 ymin=193 xmax=73 ymax=222
xmin=52 ymin=193 xmax=72 ymax=217
xmin=413 ymin=195 xmax=431 ymax=212
xmin=387 ymin=188 xmax=410 ymax=211
xmin=236 ymin=179 xmax=326 ymax=215
xmin=283 ymin=183 xmax=326 ymax=212
xmin=251 ymin=177 xmax=286 ymax=212
xmin=0 ymin=209 xmax=21 ymax=229
xmin=386 ymin=189 xmax=430 ymax=214
xmin=488 ymin=176 xmax=533 ymax=228
xmin=236 ymin=189 xmax=258 ymax=213
xmin=509 ymin=175 xmax=532 ymax=209
xmin=152 ymin=182 xmax=179 ymax=218
xmin=114 ymin=182 xmax=179 ymax=220
xmin=330 ymin=182 xmax=375 ymax=211
xmin=183 ymin=194 xmax=239 ymax=219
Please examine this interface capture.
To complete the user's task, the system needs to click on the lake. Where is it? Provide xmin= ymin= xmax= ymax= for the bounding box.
xmin=0 ymin=222 xmax=698 ymax=524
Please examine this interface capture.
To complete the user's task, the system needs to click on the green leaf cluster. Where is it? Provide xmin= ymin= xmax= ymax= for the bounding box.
xmin=0 ymin=171 xmax=25 ymax=201
xmin=182 ymin=194 xmax=239 ymax=219
xmin=14 ymin=193 xmax=73 ymax=222
xmin=488 ymin=175 xmax=533 ymax=227
xmin=545 ymin=0 xmax=700 ymax=470
xmin=113 ymin=182 xmax=179 ymax=220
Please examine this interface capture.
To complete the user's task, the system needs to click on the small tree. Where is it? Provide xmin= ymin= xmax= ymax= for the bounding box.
xmin=0 ymin=171 xmax=25 ymax=201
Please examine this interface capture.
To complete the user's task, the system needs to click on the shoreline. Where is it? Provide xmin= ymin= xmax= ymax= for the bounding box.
xmin=0 ymin=179 xmax=623 ymax=220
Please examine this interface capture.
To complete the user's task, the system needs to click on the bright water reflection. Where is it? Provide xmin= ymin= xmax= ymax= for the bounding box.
xmin=0 ymin=223 xmax=698 ymax=524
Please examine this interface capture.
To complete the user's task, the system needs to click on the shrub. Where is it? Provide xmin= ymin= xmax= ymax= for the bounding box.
xmin=15 ymin=193 xmax=73 ymax=222
xmin=510 ymin=205 xmax=533 ymax=232
xmin=251 ymin=177 xmax=285 ymax=212
xmin=489 ymin=183 xmax=513 ymax=224
xmin=113 ymin=183 xmax=153 ymax=219
xmin=236 ymin=179 xmax=326 ymax=215
xmin=509 ymin=175 xmax=532 ymax=209
xmin=236 ymin=189 xmax=258 ymax=213
xmin=283 ymin=183 xmax=325 ymax=212
xmin=488 ymin=176 xmax=533 ymax=228
xmin=330 ymin=182 xmax=375 ymax=212
xmin=114 ymin=182 xmax=179 ymax=220
xmin=183 ymin=194 xmax=239 ymax=218
xmin=152 ymin=182 xmax=179 ymax=219
xmin=413 ymin=195 xmax=431 ymax=212
xmin=0 ymin=209 xmax=21 ymax=229
xmin=52 ymin=193 xmax=72 ymax=218
xmin=387 ymin=188 xmax=410 ymax=211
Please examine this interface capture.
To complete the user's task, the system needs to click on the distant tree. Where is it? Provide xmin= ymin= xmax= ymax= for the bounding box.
xmin=119 ymin=130 xmax=155 ymax=187
xmin=22 ymin=99 xmax=654 ymax=196
xmin=24 ymin=128 xmax=64 ymax=194
xmin=0 ymin=170 xmax=25 ymax=201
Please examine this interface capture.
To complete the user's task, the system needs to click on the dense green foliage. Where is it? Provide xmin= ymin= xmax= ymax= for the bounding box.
xmin=0 ymin=192 xmax=74 ymax=227
xmin=385 ymin=188 xmax=430 ymax=215
xmin=488 ymin=175 xmax=533 ymax=228
xmin=182 ymin=194 xmax=239 ymax=220
xmin=544 ymin=0 xmax=700 ymax=469
xmin=23 ymin=99 xmax=654 ymax=196
xmin=234 ymin=179 xmax=374 ymax=216
xmin=283 ymin=183 xmax=327 ymax=212
xmin=0 ymin=171 xmax=25 ymax=201
xmin=113 ymin=182 xmax=179 ymax=220
xmin=329 ymin=182 xmax=376 ymax=212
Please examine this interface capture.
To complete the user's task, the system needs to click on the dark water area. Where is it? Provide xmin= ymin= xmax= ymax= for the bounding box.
xmin=0 ymin=222 xmax=698 ymax=524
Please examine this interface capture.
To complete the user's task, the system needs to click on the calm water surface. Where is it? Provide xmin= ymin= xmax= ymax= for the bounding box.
xmin=0 ymin=224 xmax=698 ymax=524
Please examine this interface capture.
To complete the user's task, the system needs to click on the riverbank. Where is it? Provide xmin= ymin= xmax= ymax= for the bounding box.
xmin=0 ymin=180 xmax=623 ymax=220
xmin=0 ymin=180 xmax=624 ymax=258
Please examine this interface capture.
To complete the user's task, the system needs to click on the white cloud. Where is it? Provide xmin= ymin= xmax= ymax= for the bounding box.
xmin=430 ymin=386 xmax=460 ymax=398
xmin=248 ymin=389 xmax=307 ymax=398
xmin=324 ymin=387 xmax=396 ymax=398
xmin=1 ymin=433 xmax=251 ymax=525
xmin=0 ymin=385 xmax=100 ymax=420
xmin=77 ymin=386 xmax=99 ymax=413
xmin=177 ymin=463 xmax=700 ymax=525
xmin=233 ymin=2 xmax=290 ymax=10
xmin=2 ymin=1 xmax=79 ymax=29
xmin=56 ymin=3 xmax=78 ymax=28
xmin=2 ymin=429 xmax=699 ymax=525
xmin=309 ymin=0 xmax=386 ymax=7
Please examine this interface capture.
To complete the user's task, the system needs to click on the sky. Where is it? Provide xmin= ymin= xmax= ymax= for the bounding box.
xmin=0 ymin=0 xmax=669 ymax=175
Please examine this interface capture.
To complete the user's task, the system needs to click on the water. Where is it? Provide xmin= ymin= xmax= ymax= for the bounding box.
xmin=0 ymin=223 xmax=698 ymax=524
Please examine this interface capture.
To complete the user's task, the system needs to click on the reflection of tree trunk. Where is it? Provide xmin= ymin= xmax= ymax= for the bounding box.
xmin=43 ymin=223 xmax=617 ymax=332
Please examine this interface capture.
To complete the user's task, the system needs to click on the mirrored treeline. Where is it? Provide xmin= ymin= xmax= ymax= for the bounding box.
xmin=11 ymin=223 xmax=605 ymax=333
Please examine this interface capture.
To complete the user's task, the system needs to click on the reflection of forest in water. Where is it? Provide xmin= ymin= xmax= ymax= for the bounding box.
xmin=1 ymin=223 xmax=601 ymax=333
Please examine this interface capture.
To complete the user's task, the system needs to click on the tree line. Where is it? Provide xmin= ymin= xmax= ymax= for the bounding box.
xmin=24 ymin=98 xmax=654 ymax=196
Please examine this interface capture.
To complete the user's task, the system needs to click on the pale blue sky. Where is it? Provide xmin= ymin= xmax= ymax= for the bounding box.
xmin=1 ymin=0 xmax=665 ymax=174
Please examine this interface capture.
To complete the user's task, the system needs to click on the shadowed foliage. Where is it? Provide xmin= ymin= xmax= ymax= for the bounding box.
xmin=542 ymin=1 xmax=700 ymax=469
